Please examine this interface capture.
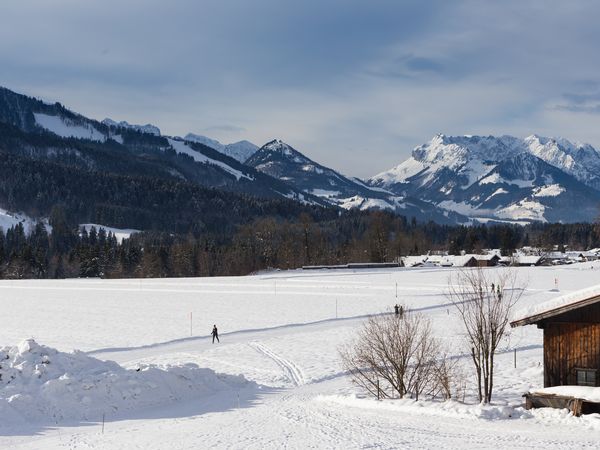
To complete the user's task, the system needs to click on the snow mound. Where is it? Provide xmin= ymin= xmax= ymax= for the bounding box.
xmin=0 ymin=339 xmax=252 ymax=426
xmin=531 ymin=386 xmax=600 ymax=403
xmin=317 ymin=395 xmax=528 ymax=422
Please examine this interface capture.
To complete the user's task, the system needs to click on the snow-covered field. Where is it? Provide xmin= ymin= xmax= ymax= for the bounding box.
xmin=1 ymin=264 xmax=600 ymax=448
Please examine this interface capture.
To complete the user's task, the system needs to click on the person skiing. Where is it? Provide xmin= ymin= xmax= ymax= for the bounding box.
xmin=394 ymin=304 xmax=399 ymax=315
xmin=212 ymin=324 xmax=219 ymax=343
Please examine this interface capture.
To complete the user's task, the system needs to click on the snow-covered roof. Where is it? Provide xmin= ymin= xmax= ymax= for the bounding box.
xmin=451 ymin=255 xmax=477 ymax=267
xmin=512 ymin=283 xmax=600 ymax=327
xmin=546 ymin=252 xmax=568 ymax=259
xmin=516 ymin=255 xmax=542 ymax=265
xmin=401 ymin=256 xmax=428 ymax=267
xmin=471 ymin=254 xmax=500 ymax=261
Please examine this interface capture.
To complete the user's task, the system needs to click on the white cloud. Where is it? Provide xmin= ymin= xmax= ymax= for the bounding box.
xmin=2 ymin=1 xmax=600 ymax=178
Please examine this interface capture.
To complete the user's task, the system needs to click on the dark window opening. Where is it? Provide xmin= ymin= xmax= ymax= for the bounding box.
xmin=576 ymin=369 xmax=597 ymax=387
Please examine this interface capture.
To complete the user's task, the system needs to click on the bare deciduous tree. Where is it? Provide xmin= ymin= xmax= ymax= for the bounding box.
xmin=447 ymin=268 xmax=524 ymax=404
xmin=340 ymin=311 xmax=447 ymax=400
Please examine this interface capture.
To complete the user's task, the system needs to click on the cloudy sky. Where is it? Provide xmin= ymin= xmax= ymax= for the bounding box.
xmin=2 ymin=0 xmax=600 ymax=177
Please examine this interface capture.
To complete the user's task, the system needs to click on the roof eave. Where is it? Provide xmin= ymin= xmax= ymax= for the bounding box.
xmin=511 ymin=294 xmax=600 ymax=328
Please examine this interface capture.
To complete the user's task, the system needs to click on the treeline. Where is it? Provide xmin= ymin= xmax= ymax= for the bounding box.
xmin=0 ymin=150 xmax=335 ymax=235
xmin=2 ymin=210 xmax=599 ymax=279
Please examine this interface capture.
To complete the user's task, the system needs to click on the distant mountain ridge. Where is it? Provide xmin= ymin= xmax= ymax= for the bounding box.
xmin=1 ymin=85 xmax=599 ymax=225
xmin=102 ymin=118 xmax=161 ymax=136
xmin=369 ymin=134 xmax=600 ymax=223
xmin=245 ymin=139 xmax=468 ymax=224
xmin=184 ymin=133 xmax=258 ymax=163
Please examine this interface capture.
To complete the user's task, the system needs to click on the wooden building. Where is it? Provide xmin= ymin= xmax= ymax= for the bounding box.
xmin=473 ymin=254 xmax=500 ymax=267
xmin=511 ymin=285 xmax=600 ymax=388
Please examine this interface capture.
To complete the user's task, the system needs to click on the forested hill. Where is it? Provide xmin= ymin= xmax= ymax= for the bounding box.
xmin=0 ymin=87 xmax=334 ymax=233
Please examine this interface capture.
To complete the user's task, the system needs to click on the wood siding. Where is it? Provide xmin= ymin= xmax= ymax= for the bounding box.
xmin=543 ymin=322 xmax=600 ymax=387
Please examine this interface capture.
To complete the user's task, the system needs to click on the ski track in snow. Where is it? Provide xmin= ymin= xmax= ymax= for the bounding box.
xmin=249 ymin=342 xmax=306 ymax=386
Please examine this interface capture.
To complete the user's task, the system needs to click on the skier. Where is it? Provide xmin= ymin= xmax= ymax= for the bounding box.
xmin=212 ymin=324 xmax=220 ymax=344
xmin=394 ymin=304 xmax=399 ymax=315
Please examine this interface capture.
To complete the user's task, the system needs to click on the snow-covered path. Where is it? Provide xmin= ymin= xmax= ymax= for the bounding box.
xmin=2 ymin=265 xmax=600 ymax=448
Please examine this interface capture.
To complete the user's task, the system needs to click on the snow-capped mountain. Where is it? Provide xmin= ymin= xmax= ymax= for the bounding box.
xmin=522 ymin=135 xmax=600 ymax=190
xmin=246 ymin=139 xmax=467 ymax=223
xmin=370 ymin=134 xmax=600 ymax=223
xmin=102 ymin=118 xmax=161 ymax=136
xmin=185 ymin=133 xmax=258 ymax=163
xmin=246 ymin=139 xmax=391 ymax=203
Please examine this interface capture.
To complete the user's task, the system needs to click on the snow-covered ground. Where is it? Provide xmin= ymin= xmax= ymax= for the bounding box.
xmin=1 ymin=264 xmax=600 ymax=448
xmin=0 ymin=208 xmax=43 ymax=234
xmin=79 ymin=224 xmax=140 ymax=243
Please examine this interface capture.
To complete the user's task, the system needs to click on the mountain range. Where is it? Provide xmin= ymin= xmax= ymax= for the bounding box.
xmin=370 ymin=134 xmax=600 ymax=224
xmin=0 ymin=85 xmax=599 ymax=228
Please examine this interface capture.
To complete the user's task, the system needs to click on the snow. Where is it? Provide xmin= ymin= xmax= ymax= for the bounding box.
xmin=184 ymin=135 xmax=258 ymax=163
xmin=438 ymin=200 xmax=489 ymax=217
xmin=309 ymin=189 xmax=341 ymax=198
xmin=513 ymin=283 xmax=600 ymax=324
xmin=79 ymin=224 xmax=140 ymax=243
xmin=338 ymin=195 xmax=395 ymax=211
xmin=184 ymin=133 xmax=224 ymax=151
xmin=260 ymin=139 xmax=310 ymax=164
xmin=496 ymin=199 xmax=547 ymax=222
xmin=0 ymin=209 xmax=43 ymax=234
xmin=523 ymin=134 xmax=600 ymax=188
xmin=371 ymin=157 xmax=425 ymax=185
xmin=167 ymin=138 xmax=253 ymax=181
xmin=531 ymin=386 xmax=600 ymax=403
xmin=479 ymin=172 xmax=505 ymax=185
xmin=102 ymin=118 xmax=161 ymax=136
xmin=301 ymin=164 xmax=324 ymax=174
xmin=0 ymin=339 xmax=252 ymax=427
xmin=369 ymin=133 xmax=600 ymax=223
xmin=487 ymin=188 xmax=509 ymax=199
xmin=34 ymin=113 xmax=106 ymax=142
xmin=2 ymin=265 xmax=600 ymax=447
xmin=222 ymin=140 xmax=259 ymax=163
xmin=533 ymin=184 xmax=566 ymax=197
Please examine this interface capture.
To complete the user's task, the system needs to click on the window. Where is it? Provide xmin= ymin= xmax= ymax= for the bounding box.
xmin=576 ymin=369 xmax=597 ymax=387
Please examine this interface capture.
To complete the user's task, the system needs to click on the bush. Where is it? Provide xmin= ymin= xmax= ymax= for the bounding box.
xmin=340 ymin=311 xmax=454 ymax=400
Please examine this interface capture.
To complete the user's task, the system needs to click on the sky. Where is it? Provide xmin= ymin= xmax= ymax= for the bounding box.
xmin=2 ymin=0 xmax=600 ymax=178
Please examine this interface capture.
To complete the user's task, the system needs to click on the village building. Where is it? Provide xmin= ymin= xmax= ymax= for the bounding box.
xmin=471 ymin=254 xmax=500 ymax=267
xmin=511 ymin=285 xmax=600 ymax=415
xmin=514 ymin=255 xmax=544 ymax=266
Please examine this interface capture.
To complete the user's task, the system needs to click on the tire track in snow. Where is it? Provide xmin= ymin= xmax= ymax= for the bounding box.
xmin=249 ymin=342 xmax=305 ymax=386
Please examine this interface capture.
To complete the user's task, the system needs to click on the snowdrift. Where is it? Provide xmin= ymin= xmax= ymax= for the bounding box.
xmin=0 ymin=339 xmax=253 ymax=426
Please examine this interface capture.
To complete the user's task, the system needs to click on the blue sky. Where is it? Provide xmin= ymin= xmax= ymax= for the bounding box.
xmin=2 ymin=0 xmax=600 ymax=177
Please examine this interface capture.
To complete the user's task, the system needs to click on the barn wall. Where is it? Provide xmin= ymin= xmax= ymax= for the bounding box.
xmin=544 ymin=322 xmax=600 ymax=387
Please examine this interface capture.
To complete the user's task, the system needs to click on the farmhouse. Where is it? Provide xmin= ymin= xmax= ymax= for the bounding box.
xmin=514 ymin=255 xmax=544 ymax=266
xmin=511 ymin=285 xmax=600 ymax=414
xmin=472 ymin=254 xmax=500 ymax=267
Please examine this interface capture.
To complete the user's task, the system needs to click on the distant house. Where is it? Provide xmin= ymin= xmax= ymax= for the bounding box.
xmin=472 ymin=254 xmax=500 ymax=267
xmin=401 ymin=255 xmax=428 ymax=267
xmin=581 ymin=251 xmax=600 ymax=262
xmin=514 ymin=255 xmax=544 ymax=266
xmin=450 ymin=255 xmax=478 ymax=267
xmin=512 ymin=285 xmax=600 ymax=388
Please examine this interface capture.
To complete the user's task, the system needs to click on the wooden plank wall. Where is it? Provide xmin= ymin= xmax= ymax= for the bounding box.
xmin=544 ymin=322 xmax=600 ymax=387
